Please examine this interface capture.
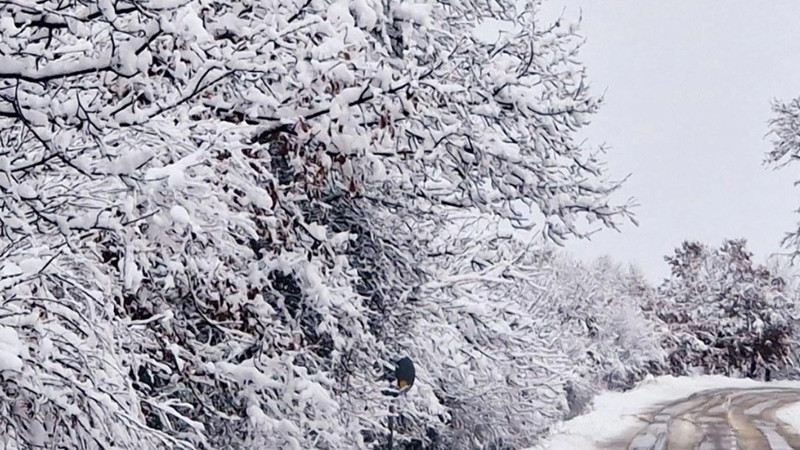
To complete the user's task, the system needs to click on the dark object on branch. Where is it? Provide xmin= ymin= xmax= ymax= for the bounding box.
xmin=395 ymin=356 xmax=415 ymax=390
xmin=380 ymin=356 xmax=416 ymax=397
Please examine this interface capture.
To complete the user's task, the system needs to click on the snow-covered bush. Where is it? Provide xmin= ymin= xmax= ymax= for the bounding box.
xmin=538 ymin=253 xmax=665 ymax=390
xmin=651 ymin=240 xmax=795 ymax=379
xmin=403 ymin=223 xmax=665 ymax=447
xmin=412 ymin=221 xmax=575 ymax=448
xmin=0 ymin=0 xmax=632 ymax=447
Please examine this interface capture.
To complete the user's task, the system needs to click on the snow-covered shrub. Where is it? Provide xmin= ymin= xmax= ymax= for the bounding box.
xmin=413 ymin=221 xmax=575 ymax=448
xmin=651 ymin=240 xmax=795 ymax=379
xmin=400 ymin=224 xmax=665 ymax=447
xmin=537 ymin=252 xmax=665 ymax=390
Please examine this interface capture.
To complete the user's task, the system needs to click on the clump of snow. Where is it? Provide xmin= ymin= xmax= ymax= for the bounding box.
xmin=0 ymin=325 xmax=23 ymax=372
xmin=170 ymin=205 xmax=192 ymax=228
xmin=537 ymin=375 xmax=800 ymax=450
xmin=351 ymin=0 xmax=378 ymax=30
xmin=776 ymin=402 xmax=800 ymax=435
xmin=394 ymin=3 xmax=431 ymax=25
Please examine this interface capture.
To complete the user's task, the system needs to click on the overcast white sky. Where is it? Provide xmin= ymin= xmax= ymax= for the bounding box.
xmin=535 ymin=1 xmax=800 ymax=281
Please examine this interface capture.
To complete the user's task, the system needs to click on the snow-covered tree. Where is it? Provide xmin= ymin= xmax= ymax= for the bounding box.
xmin=0 ymin=0 xmax=632 ymax=447
xmin=769 ymin=99 xmax=800 ymax=253
xmin=651 ymin=240 xmax=795 ymax=379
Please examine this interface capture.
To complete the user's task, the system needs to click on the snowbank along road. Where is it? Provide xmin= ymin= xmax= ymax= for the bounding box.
xmin=600 ymin=387 xmax=800 ymax=449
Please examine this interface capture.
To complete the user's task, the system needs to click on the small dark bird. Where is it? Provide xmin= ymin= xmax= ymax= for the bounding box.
xmin=395 ymin=357 xmax=415 ymax=391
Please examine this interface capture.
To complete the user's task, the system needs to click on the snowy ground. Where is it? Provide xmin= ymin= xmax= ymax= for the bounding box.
xmin=776 ymin=401 xmax=800 ymax=438
xmin=535 ymin=375 xmax=800 ymax=449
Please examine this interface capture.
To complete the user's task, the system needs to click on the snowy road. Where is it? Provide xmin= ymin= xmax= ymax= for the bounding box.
xmin=601 ymin=387 xmax=800 ymax=449
xmin=540 ymin=376 xmax=800 ymax=450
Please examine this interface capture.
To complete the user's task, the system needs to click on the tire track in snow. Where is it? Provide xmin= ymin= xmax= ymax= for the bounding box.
xmin=598 ymin=387 xmax=800 ymax=450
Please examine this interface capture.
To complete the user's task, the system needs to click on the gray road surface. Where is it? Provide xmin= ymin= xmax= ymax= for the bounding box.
xmin=599 ymin=387 xmax=800 ymax=450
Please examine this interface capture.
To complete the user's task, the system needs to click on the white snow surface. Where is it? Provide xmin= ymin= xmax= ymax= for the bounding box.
xmin=536 ymin=374 xmax=800 ymax=450
xmin=0 ymin=325 xmax=23 ymax=372
xmin=776 ymin=401 xmax=800 ymax=435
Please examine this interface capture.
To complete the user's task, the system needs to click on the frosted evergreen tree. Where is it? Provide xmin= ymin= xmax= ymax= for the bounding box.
xmin=652 ymin=240 xmax=794 ymax=378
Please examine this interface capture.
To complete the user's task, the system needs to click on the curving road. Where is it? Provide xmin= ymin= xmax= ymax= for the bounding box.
xmin=599 ymin=387 xmax=800 ymax=450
